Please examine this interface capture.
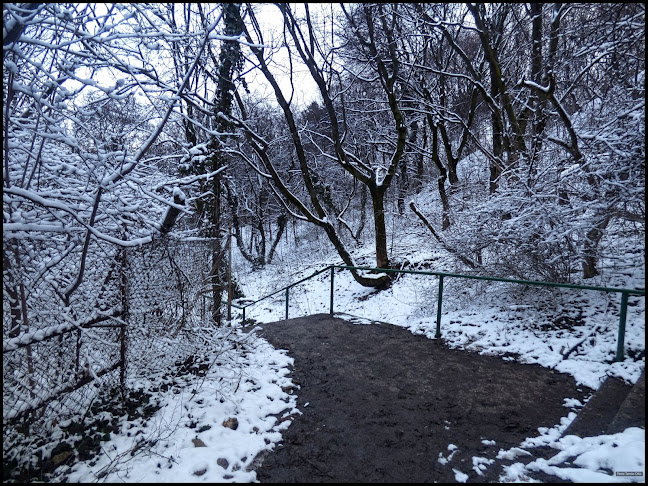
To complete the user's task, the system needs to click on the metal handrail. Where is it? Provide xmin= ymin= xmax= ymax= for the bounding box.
xmin=332 ymin=265 xmax=645 ymax=295
xmin=235 ymin=264 xmax=645 ymax=362
xmin=231 ymin=266 xmax=331 ymax=322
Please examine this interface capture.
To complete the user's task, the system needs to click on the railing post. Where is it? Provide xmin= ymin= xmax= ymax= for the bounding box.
xmin=435 ymin=275 xmax=444 ymax=339
xmin=615 ymin=291 xmax=629 ymax=362
xmin=242 ymin=306 xmax=246 ymax=325
xmin=285 ymin=287 xmax=289 ymax=320
xmin=330 ymin=266 xmax=334 ymax=315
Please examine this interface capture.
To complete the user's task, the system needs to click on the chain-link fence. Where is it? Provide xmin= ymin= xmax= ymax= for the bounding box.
xmin=123 ymin=238 xmax=217 ymax=378
xmin=3 ymin=238 xmax=125 ymax=435
xmin=3 ymin=236 xmax=216 ymax=448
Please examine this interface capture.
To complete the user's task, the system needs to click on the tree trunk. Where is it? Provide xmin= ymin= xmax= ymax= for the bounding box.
xmin=370 ymin=185 xmax=390 ymax=269
xmin=413 ymin=121 xmax=426 ymax=194
xmin=210 ymin=174 xmax=223 ymax=324
xmin=582 ymin=215 xmax=611 ymax=279
xmin=427 ymin=117 xmax=451 ymax=230
xmin=355 ymin=185 xmax=367 ymax=240
xmin=397 ymin=121 xmax=417 ymax=215
xmin=268 ymin=214 xmax=288 ymax=264
xmin=159 ymin=191 xmax=185 ymax=235
xmin=208 ymin=3 xmax=244 ymax=324
xmin=490 ymin=80 xmax=504 ymax=194
xmin=322 ymin=221 xmax=391 ymax=288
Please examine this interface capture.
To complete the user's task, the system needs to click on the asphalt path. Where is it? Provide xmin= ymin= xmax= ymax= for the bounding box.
xmin=250 ymin=313 xmax=592 ymax=483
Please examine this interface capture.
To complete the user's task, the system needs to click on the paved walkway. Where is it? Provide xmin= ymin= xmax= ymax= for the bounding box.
xmin=250 ymin=314 xmax=592 ymax=482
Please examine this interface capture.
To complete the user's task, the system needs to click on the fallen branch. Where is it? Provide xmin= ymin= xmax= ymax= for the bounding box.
xmin=409 ymin=201 xmax=479 ymax=269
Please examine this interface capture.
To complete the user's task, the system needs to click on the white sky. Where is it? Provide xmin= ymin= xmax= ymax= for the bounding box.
xmin=62 ymin=4 xmax=323 ymax=115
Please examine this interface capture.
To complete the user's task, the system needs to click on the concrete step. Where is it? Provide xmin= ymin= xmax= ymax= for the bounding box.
xmin=607 ymin=370 xmax=645 ymax=434
xmin=562 ymin=375 xmax=632 ymax=438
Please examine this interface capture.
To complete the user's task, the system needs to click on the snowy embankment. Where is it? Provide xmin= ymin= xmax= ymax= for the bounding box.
xmin=60 ymin=331 xmax=299 ymax=483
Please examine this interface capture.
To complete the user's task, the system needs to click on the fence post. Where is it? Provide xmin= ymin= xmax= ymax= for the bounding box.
xmin=242 ymin=306 xmax=246 ymax=325
xmin=285 ymin=287 xmax=289 ymax=320
xmin=119 ymin=247 xmax=128 ymax=399
xmin=435 ymin=275 xmax=444 ymax=339
xmin=615 ymin=291 xmax=629 ymax=362
xmin=330 ymin=266 xmax=334 ymax=315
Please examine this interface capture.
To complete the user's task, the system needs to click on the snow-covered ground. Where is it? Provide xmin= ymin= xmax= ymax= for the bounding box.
xmin=229 ymin=226 xmax=645 ymax=483
xmin=40 ymin=219 xmax=644 ymax=483
xmin=58 ymin=329 xmax=300 ymax=483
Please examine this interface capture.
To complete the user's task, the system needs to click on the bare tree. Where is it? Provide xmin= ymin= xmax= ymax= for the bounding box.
xmin=2 ymin=3 xmax=225 ymax=413
xmin=407 ymin=2 xmax=644 ymax=280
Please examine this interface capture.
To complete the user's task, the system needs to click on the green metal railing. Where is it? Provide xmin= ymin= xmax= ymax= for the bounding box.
xmin=232 ymin=265 xmax=645 ymax=362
